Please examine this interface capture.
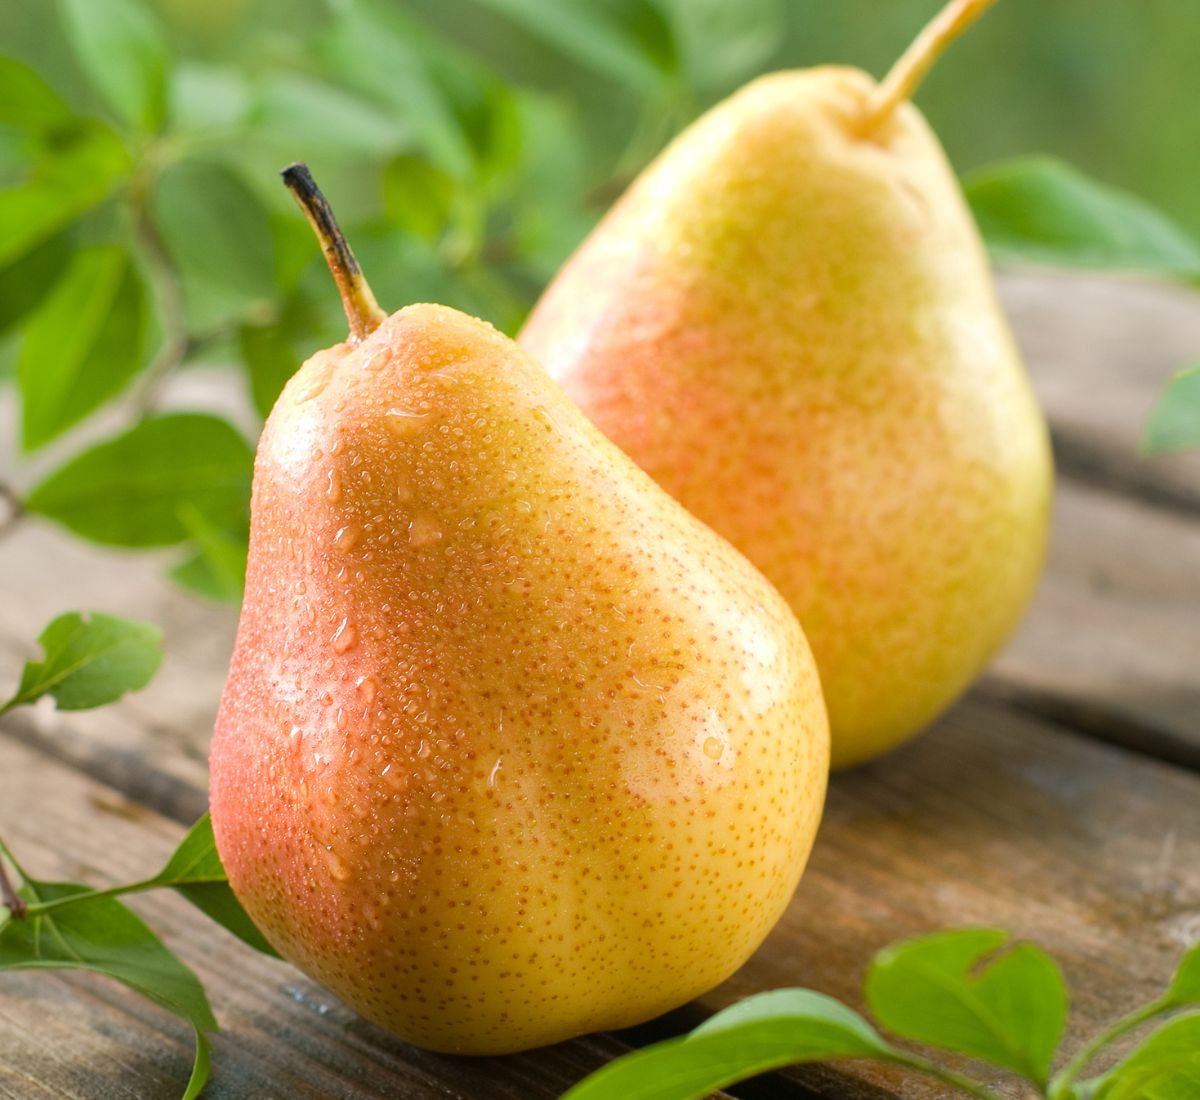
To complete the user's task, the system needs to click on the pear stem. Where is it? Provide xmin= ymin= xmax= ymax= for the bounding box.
xmin=861 ymin=0 xmax=1001 ymax=133
xmin=281 ymin=162 xmax=387 ymax=343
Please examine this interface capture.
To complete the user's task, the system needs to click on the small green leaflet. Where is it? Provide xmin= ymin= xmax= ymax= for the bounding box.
xmin=0 ymin=230 xmax=72 ymax=337
xmin=247 ymin=73 xmax=411 ymax=159
xmin=964 ymin=156 xmax=1200 ymax=281
xmin=59 ymin=0 xmax=172 ymax=134
xmin=1 ymin=612 xmax=162 ymax=715
xmin=149 ymin=813 xmax=278 ymax=958
xmin=0 ymin=56 xmax=71 ymax=129
xmin=239 ymin=320 xmax=300 ymax=420
xmin=25 ymin=413 xmax=253 ymax=548
xmin=658 ymin=0 xmax=786 ymax=98
xmin=865 ymin=928 xmax=1067 ymax=1085
xmin=0 ymin=114 xmax=130 ymax=267
xmin=1143 ymin=365 xmax=1200 ymax=455
xmin=168 ymin=504 xmax=248 ymax=604
xmin=0 ymin=866 xmax=215 ymax=1100
xmin=1090 ymin=1013 xmax=1200 ymax=1100
xmin=18 ymin=244 xmax=150 ymax=451
xmin=465 ymin=0 xmax=668 ymax=94
xmin=1166 ymin=941 xmax=1200 ymax=1005
xmin=319 ymin=0 xmax=477 ymax=180
xmin=562 ymin=989 xmax=896 ymax=1100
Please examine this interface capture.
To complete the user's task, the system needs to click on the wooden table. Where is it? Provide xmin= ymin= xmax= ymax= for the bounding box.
xmin=1 ymin=271 xmax=1198 ymax=1099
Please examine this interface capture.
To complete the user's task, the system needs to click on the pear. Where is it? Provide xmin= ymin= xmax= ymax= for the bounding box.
xmin=521 ymin=0 xmax=1053 ymax=769
xmin=209 ymin=165 xmax=828 ymax=1054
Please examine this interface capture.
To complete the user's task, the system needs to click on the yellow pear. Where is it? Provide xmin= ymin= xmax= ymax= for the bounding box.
xmin=521 ymin=0 xmax=1052 ymax=768
xmin=209 ymin=166 xmax=828 ymax=1054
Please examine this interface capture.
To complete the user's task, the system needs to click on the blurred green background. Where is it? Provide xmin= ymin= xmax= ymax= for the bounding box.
xmin=2 ymin=0 xmax=1197 ymax=599
xmin=9 ymin=0 xmax=1199 ymax=229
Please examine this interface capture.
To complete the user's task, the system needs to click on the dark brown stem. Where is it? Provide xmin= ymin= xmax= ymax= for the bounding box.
xmin=0 ymin=854 xmax=27 ymax=920
xmin=281 ymin=163 xmax=387 ymax=343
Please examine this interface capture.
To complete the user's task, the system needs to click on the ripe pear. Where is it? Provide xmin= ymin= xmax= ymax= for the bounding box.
xmin=209 ymin=165 xmax=828 ymax=1055
xmin=521 ymin=0 xmax=1053 ymax=769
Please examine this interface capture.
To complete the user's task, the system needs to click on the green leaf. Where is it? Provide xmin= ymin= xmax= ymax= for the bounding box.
xmin=382 ymin=154 xmax=459 ymax=243
xmin=564 ymin=989 xmax=896 ymax=1100
xmin=0 ymin=118 xmax=130 ymax=266
xmin=656 ymin=0 xmax=785 ymax=97
xmin=964 ymin=157 xmax=1200 ymax=279
xmin=18 ymin=245 xmax=150 ymax=450
xmin=2 ymin=611 xmax=162 ymax=714
xmin=151 ymin=160 xmax=277 ymax=333
xmin=1091 ymin=1013 xmax=1200 ymax=1100
xmin=59 ymin=0 xmax=171 ymax=133
xmin=866 ymin=928 xmax=1067 ymax=1085
xmin=0 ymin=57 xmax=71 ymax=130
xmin=320 ymin=0 xmax=478 ymax=179
xmin=1166 ymin=942 xmax=1200 ymax=1005
xmin=0 ymin=872 xmax=215 ymax=1096
xmin=149 ymin=813 xmax=278 ymax=958
xmin=239 ymin=318 xmax=300 ymax=419
xmin=168 ymin=504 xmax=248 ymax=604
xmin=248 ymin=73 xmax=411 ymax=158
xmin=168 ymin=63 xmax=250 ymax=135
xmin=0 ymin=229 xmax=72 ymax=336
xmin=25 ymin=413 xmax=253 ymax=548
xmin=1143 ymin=365 xmax=1200 ymax=455
xmin=466 ymin=0 xmax=669 ymax=92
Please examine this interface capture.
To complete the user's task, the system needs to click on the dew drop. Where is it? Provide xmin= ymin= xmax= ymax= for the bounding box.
xmin=533 ymin=406 xmax=563 ymax=434
xmin=294 ymin=365 xmax=333 ymax=403
xmin=334 ymin=524 xmax=362 ymax=551
xmin=332 ymin=618 xmax=357 ymax=654
xmin=408 ymin=514 xmax=442 ymax=548
xmin=356 ymin=675 xmax=378 ymax=704
xmin=326 ymin=469 xmax=342 ymax=503
xmin=703 ymin=737 xmax=724 ymax=760
xmin=416 ymin=739 xmax=432 ymax=760
xmin=325 ymin=848 xmax=351 ymax=881
xmin=384 ymin=408 xmax=430 ymax=438
xmin=363 ymin=349 xmax=389 ymax=372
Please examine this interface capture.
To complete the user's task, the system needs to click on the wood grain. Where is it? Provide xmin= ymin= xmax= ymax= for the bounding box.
xmin=986 ymin=478 xmax=1200 ymax=761
xmin=1001 ymin=270 xmax=1200 ymax=512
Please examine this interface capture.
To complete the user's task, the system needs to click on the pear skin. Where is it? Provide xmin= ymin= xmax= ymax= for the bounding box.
xmin=521 ymin=64 xmax=1053 ymax=769
xmin=209 ymin=171 xmax=828 ymax=1054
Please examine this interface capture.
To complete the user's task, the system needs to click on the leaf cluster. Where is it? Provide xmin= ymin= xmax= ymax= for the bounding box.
xmin=0 ymin=612 xmax=275 ymax=1096
xmin=566 ymin=929 xmax=1200 ymax=1100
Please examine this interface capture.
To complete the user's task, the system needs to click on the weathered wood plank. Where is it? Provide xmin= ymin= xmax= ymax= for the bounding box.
xmin=0 ymin=738 xmax=641 ymax=1100
xmin=1001 ymin=270 xmax=1200 ymax=512
xmin=986 ymin=478 xmax=1200 ymax=761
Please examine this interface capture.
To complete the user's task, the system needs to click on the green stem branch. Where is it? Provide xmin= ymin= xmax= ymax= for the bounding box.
xmin=1049 ymin=997 xmax=1173 ymax=1097
xmin=893 ymin=1052 xmax=1010 ymax=1100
